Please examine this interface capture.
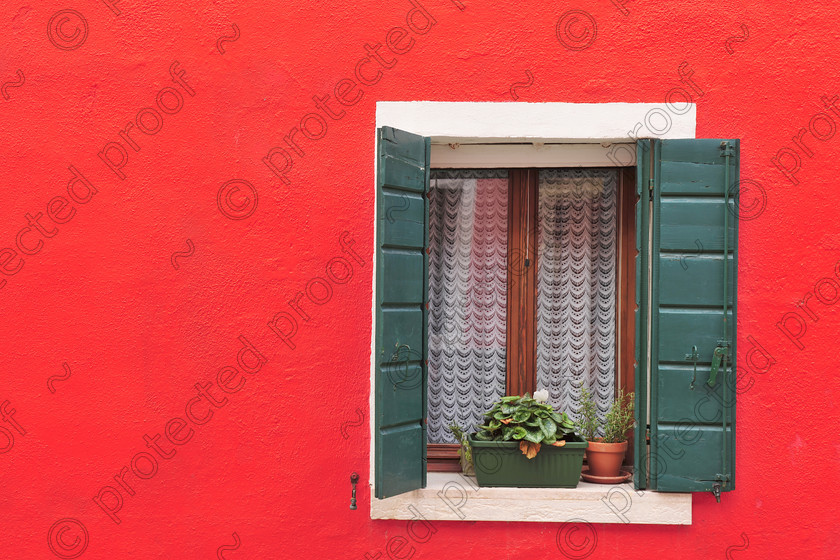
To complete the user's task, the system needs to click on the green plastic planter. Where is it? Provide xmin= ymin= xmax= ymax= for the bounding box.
xmin=469 ymin=436 xmax=588 ymax=488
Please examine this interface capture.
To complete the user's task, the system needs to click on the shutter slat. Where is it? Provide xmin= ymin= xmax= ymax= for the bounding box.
xmin=655 ymin=426 xmax=732 ymax=492
xmin=659 ymin=161 xmax=728 ymax=194
xmin=657 ymin=365 xmax=729 ymax=422
xmin=659 ymin=256 xmax=733 ymax=306
xmin=380 ymin=252 xmax=425 ymax=303
xmin=381 ymin=192 xmax=425 ymax=247
xmin=660 ymin=199 xmax=735 ymax=251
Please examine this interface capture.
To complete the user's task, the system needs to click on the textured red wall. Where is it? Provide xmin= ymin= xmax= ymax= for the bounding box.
xmin=1 ymin=0 xmax=838 ymax=558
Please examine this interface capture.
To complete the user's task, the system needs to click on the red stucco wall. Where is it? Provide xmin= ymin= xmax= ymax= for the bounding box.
xmin=1 ymin=1 xmax=838 ymax=558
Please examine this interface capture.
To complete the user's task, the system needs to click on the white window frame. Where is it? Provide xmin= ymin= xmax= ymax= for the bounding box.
xmin=370 ymin=102 xmax=696 ymax=524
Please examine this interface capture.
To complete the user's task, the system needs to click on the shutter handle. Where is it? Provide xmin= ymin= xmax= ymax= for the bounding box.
xmin=685 ymin=346 xmax=700 ymax=390
xmin=708 ymin=345 xmax=729 ymax=388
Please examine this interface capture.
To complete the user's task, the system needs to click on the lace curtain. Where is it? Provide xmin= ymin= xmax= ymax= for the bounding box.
xmin=427 ymin=168 xmax=618 ymax=443
xmin=536 ymin=169 xmax=618 ymax=426
xmin=427 ymin=170 xmax=508 ymax=444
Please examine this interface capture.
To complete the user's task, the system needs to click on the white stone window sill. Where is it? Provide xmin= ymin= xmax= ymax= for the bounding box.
xmin=371 ymin=472 xmax=691 ymax=525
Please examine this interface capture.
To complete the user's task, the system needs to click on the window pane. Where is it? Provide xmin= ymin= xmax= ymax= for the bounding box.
xmin=428 ymin=170 xmax=508 ymax=443
xmin=536 ymin=169 xmax=618 ymax=428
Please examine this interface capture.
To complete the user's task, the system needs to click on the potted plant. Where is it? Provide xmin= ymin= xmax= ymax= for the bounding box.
xmin=576 ymin=387 xmax=635 ymax=482
xmin=447 ymin=423 xmax=474 ymax=476
xmin=468 ymin=390 xmax=588 ymax=488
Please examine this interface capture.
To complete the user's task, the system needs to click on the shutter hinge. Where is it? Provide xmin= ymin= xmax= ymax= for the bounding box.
xmin=712 ymin=473 xmax=731 ymax=503
xmin=719 ymin=141 xmax=734 ymax=157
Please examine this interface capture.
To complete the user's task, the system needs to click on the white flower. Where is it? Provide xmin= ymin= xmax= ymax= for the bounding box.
xmin=534 ymin=389 xmax=549 ymax=403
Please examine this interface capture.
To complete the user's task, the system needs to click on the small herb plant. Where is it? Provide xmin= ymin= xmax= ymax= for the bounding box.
xmin=473 ymin=392 xmax=577 ymax=459
xmin=576 ymin=387 xmax=636 ymax=443
xmin=447 ymin=423 xmax=474 ymax=475
xmin=577 ymin=387 xmax=601 ymax=442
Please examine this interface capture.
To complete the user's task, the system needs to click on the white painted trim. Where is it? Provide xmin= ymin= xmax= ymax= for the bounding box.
xmin=370 ymin=102 xmax=698 ymax=518
xmin=376 ymin=101 xmax=696 ymax=143
xmin=431 ymin=143 xmax=635 ymax=168
xmin=371 ymin=473 xmax=692 ymax=525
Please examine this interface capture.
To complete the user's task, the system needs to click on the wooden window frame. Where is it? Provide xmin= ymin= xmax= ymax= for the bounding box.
xmin=427 ymin=166 xmax=637 ymax=473
xmin=506 ymin=169 xmax=538 ymax=396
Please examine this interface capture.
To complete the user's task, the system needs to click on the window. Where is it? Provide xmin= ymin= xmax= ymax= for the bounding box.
xmin=371 ymin=103 xmax=738 ymax=511
xmin=425 ymin=167 xmax=638 ymax=473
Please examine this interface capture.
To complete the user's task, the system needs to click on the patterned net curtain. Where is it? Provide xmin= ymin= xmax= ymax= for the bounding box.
xmin=427 ymin=170 xmax=508 ymax=444
xmin=427 ymin=168 xmax=618 ymax=443
xmin=536 ymin=169 xmax=618 ymax=429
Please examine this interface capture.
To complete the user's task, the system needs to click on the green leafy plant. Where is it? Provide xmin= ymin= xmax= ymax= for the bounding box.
xmin=473 ymin=393 xmax=577 ymax=459
xmin=447 ymin=423 xmax=474 ymax=475
xmin=576 ymin=387 xmax=636 ymax=443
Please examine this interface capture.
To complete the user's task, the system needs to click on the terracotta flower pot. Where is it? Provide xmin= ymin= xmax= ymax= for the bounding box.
xmin=585 ymin=440 xmax=628 ymax=477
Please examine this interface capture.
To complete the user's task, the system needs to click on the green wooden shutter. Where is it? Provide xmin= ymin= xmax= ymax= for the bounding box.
xmin=374 ymin=126 xmax=430 ymax=499
xmin=635 ymin=139 xmax=738 ymax=500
